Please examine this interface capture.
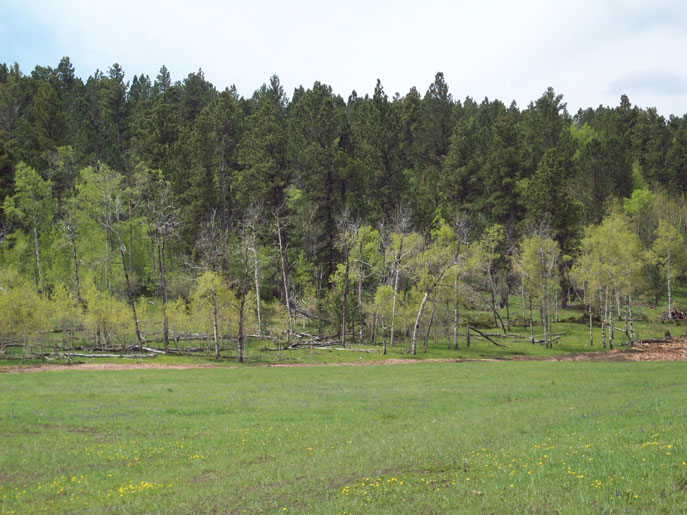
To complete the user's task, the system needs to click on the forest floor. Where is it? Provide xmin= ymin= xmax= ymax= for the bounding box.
xmin=3 ymin=338 xmax=687 ymax=373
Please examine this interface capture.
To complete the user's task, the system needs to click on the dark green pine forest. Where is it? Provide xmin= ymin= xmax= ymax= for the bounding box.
xmin=1 ymin=57 xmax=686 ymax=359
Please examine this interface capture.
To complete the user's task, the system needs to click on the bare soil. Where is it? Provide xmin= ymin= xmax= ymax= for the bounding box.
xmin=0 ymin=363 xmax=223 ymax=373
xmin=551 ymin=340 xmax=687 ymax=362
xmin=3 ymin=339 xmax=687 ymax=373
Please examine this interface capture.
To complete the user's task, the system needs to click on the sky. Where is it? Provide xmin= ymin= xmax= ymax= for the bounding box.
xmin=2 ymin=0 xmax=687 ymax=115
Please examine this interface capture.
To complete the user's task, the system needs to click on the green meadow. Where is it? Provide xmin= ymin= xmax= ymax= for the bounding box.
xmin=2 ymin=361 xmax=687 ymax=513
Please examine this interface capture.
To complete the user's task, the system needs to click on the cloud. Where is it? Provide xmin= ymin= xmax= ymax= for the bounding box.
xmin=609 ymin=69 xmax=687 ymax=96
xmin=606 ymin=0 xmax=687 ymax=34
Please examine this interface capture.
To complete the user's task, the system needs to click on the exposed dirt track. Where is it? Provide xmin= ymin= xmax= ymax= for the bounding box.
xmin=3 ymin=340 xmax=687 ymax=373
xmin=0 ymin=363 xmax=224 ymax=374
xmin=553 ymin=340 xmax=687 ymax=362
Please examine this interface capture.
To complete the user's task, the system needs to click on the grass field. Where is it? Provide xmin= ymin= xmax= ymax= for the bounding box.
xmin=2 ymin=361 xmax=687 ymax=513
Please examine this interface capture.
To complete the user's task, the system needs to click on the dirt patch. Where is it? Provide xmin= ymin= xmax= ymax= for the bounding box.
xmin=189 ymin=473 xmax=217 ymax=483
xmin=0 ymin=362 xmax=224 ymax=373
xmin=264 ymin=358 xmax=479 ymax=367
xmin=38 ymin=423 xmax=99 ymax=434
xmin=550 ymin=340 xmax=687 ymax=362
xmin=3 ymin=340 xmax=687 ymax=373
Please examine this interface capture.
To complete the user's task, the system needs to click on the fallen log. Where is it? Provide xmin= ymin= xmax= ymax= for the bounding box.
xmin=528 ymin=335 xmax=562 ymax=345
xmin=146 ymin=347 xmax=217 ymax=355
xmin=173 ymin=334 xmax=210 ymax=341
xmin=293 ymin=308 xmax=331 ymax=324
xmin=38 ymin=327 xmax=84 ymax=334
xmin=33 ymin=352 xmax=157 ymax=359
xmin=248 ymin=334 xmax=278 ymax=341
xmin=638 ymin=337 xmax=672 ymax=344
xmin=294 ymin=332 xmax=338 ymax=341
xmin=261 ymin=344 xmax=377 ymax=353
xmin=467 ymin=326 xmax=508 ymax=347
xmin=262 ymin=339 xmax=343 ymax=350
xmin=293 ymin=340 xmax=341 ymax=348
xmin=327 ymin=347 xmax=379 ymax=353
xmin=67 ymin=346 xmax=128 ymax=352
xmin=142 ymin=346 xmax=166 ymax=354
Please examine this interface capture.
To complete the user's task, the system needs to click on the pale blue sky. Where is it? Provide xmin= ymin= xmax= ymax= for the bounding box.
xmin=2 ymin=0 xmax=687 ymax=115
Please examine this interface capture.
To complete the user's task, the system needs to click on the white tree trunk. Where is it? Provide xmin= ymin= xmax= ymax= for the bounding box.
xmin=212 ymin=295 xmax=220 ymax=359
xmin=601 ymin=291 xmax=607 ymax=349
xmin=543 ymin=281 xmax=549 ymax=348
xmin=628 ymin=292 xmax=635 ymax=344
xmin=32 ymin=223 xmax=44 ymax=294
xmin=389 ymin=236 xmax=404 ymax=348
xmin=667 ymin=260 xmax=672 ymax=319
xmin=276 ymin=219 xmax=294 ymax=343
xmin=252 ymin=245 xmax=262 ymax=335
xmin=521 ymin=280 xmax=526 ymax=325
xmin=411 ymin=292 xmax=430 ymax=355
xmin=529 ymin=297 xmax=535 ymax=344
xmin=608 ymin=287 xmax=614 ymax=350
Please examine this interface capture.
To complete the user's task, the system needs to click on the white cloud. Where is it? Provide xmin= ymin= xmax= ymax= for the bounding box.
xmin=610 ymin=69 xmax=687 ymax=95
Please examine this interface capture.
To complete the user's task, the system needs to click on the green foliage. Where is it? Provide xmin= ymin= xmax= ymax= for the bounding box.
xmin=0 ymin=269 xmax=48 ymax=340
xmin=191 ymin=270 xmax=236 ymax=335
xmin=167 ymin=297 xmax=192 ymax=336
xmin=623 ymin=188 xmax=654 ymax=217
xmin=237 ymin=75 xmax=288 ymax=213
xmin=373 ymin=284 xmax=395 ymax=321
xmin=2 ymin=162 xmax=55 ymax=225
xmin=49 ymin=283 xmax=83 ymax=332
xmin=2 ymin=162 xmax=55 ymax=291
xmin=523 ymin=148 xmax=581 ymax=255
xmin=411 ymin=219 xmax=457 ymax=292
xmin=350 ymin=224 xmax=383 ymax=286
xmin=630 ymin=160 xmax=648 ymax=190
xmin=291 ymin=249 xmax=316 ymax=301
xmin=82 ymin=283 xmax=132 ymax=345
xmin=650 ymin=219 xmax=685 ymax=314
xmin=518 ymin=233 xmax=560 ymax=303
xmin=570 ymin=122 xmax=597 ymax=153
xmin=571 ymin=213 xmax=645 ymax=307
xmin=651 ymin=219 xmax=685 ymax=272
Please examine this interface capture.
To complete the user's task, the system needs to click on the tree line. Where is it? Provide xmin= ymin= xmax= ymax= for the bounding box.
xmin=1 ymin=58 xmax=686 ymax=359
